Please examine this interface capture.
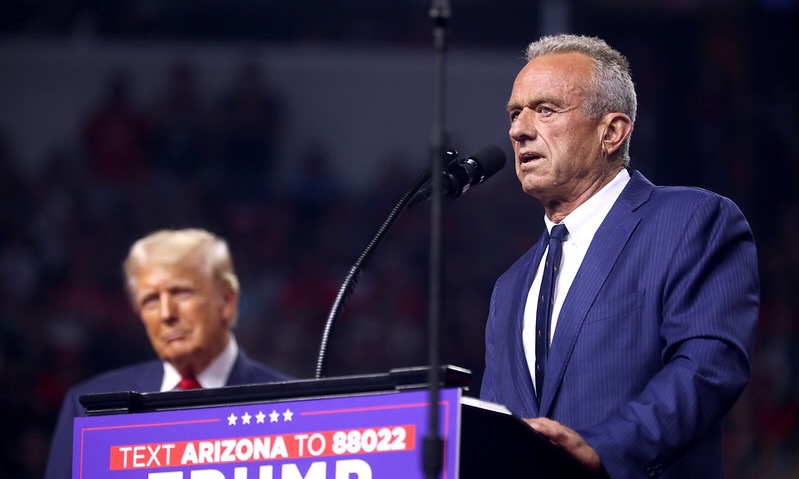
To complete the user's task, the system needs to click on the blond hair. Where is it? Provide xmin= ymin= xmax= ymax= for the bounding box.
xmin=123 ymin=228 xmax=240 ymax=303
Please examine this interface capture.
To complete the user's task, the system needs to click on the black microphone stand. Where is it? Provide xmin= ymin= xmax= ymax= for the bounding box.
xmin=424 ymin=1 xmax=451 ymax=478
xmin=314 ymin=3 xmax=453 ymax=476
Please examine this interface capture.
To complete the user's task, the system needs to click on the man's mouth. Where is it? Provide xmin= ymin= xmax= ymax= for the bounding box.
xmin=519 ymin=152 xmax=544 ymax=164
xmin=162 ymin=330 xmax=189 ymax=343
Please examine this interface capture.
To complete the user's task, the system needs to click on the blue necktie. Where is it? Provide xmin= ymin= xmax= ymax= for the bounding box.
xmin=535 ymin=223 xmax=568 ymax=402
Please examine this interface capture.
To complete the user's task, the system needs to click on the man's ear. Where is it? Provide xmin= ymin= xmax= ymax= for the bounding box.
xmin=600 ymin=112 xmax=633 ymax=156
xmin=221 ymin=287 xmax=239 ymax=327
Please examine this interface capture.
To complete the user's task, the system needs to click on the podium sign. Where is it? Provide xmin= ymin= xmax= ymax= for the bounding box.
xmin=73 ymin=387 xmax=461 ymax=479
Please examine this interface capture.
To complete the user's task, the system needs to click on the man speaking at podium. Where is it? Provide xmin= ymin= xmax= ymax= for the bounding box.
xmin=45 ymin=229 xmax=287 ymax=479
xmin=480 ymin=34 xmax=759 ymax=478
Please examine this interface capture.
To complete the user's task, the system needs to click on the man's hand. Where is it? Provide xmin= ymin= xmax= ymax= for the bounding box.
xmin=524 ymin=417 xmax=602 ymax=474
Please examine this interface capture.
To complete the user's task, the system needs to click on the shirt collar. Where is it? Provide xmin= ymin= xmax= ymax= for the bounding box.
xmin=543 ymin=168 xmax=630 ymax=244
xmin=161 ymin=335 xmax=239 ymax=391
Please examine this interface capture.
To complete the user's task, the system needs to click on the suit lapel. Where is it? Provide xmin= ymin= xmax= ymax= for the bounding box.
xmin=135 ymin=360 xmax=165 ymax=392
xmin=510 ymin=230 xmax=548 ymax=417
xmin=539 ymin=171 xmax=653 ymax=415
xmin=227 ymin=352 xmax=253 ymax=385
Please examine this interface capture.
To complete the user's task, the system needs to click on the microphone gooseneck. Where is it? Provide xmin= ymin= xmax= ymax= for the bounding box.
xmin=314 ymin=161 xmax=434 ymax=380
xmin=313 ymin=146 xmax=505 ymax=380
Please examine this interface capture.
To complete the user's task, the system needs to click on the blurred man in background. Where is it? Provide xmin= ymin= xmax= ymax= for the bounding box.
xmin=45 ymin=228 xmax=288 ymax=478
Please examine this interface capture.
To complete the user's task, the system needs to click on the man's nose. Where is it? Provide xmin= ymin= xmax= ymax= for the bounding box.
xmin=509 ymin=108 xmax=536 ymax=142
xmin=159 ymin=293 xmax=177 ymax=320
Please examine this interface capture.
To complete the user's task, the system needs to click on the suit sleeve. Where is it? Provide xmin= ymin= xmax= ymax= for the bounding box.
xmin=480 ymin=286 xmax=500 ymax=403
xmin=579 ymin=194 xmax=759 ymax=477
xmin=44 ymin=388 xmax=83 ymax=479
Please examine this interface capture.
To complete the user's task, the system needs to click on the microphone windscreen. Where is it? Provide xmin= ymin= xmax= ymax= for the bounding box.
xmin=469 ymin=144 xmax=507 ymax=183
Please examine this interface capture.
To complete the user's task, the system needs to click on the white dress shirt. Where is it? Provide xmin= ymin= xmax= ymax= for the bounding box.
xmin=523 ymin=169 xmax=631 ymax=392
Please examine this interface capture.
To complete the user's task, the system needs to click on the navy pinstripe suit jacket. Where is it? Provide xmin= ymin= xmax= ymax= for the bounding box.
xmin=480 ymin=170 xmax=759 ymax=478
xmin=44 ymin=350 xmax=288 ymax=479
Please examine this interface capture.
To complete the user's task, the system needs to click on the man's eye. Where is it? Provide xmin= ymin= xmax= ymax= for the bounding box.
xmin=172 ymin=288 xmax=193 ymax=298
xmin=140 ymin=295 xmax=158 ymax=309
xmin=509 ymin=110 xmax=520 ymax=121
xmin=537 ymin=106 xmax=555 ymax=115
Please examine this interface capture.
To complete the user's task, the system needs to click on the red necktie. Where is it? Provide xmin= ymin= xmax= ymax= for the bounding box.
xmin=177 ymin=376 xmax=202 ymax=390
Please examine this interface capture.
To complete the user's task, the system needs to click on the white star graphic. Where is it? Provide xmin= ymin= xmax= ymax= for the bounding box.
xmin=282 ymin=409 xmax=294 ymax=422
xmin=227 ymin=413 xmax=238 ymax=426
xmin=256 ymin=411 xmax=266 ymax=424
xmin=241 ymin=412 xmax=252 ymax=425
xmin=269 ymin=410 xmax=280 ymax=423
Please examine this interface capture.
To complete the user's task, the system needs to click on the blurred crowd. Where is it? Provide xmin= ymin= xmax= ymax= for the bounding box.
xmin=0 ymin=54 xmax=533 ymax=477
xmin=1 ymin=2 xmax=797 ymax=479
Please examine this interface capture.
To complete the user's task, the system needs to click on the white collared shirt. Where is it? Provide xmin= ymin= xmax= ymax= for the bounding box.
xmin=523 ymin=169 xmax=631 ymax=392
xmin=161 ymin=335 xmax=239 ymax=391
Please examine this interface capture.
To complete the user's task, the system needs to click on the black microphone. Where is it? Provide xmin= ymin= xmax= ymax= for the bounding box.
xmin=410 ymin=144 xmax=507 ymax=207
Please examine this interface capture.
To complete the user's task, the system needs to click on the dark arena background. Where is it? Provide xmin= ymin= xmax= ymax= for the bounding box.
xmin=0 ymin=1 xmax=796 ymax=477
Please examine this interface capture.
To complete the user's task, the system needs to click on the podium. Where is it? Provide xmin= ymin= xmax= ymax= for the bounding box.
xmin=75 ymin=366 xmax=592 ymax=478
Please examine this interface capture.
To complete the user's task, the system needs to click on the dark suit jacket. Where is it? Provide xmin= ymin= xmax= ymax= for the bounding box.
xmin=480 ymin=171 xmax=759 ymax=478
xmin=44 ymin=350 xmax=287 ymax=479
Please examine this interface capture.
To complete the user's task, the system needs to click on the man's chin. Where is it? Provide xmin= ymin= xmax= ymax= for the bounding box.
xmin=160 ymin=344 xmax=196 ymax=365
xmin=522 ymin=183 xmax=546 ymax=199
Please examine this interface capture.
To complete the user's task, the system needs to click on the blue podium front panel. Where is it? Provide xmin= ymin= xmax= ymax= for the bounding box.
xmin=73 ymin=387 xmax=461 ymax=479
